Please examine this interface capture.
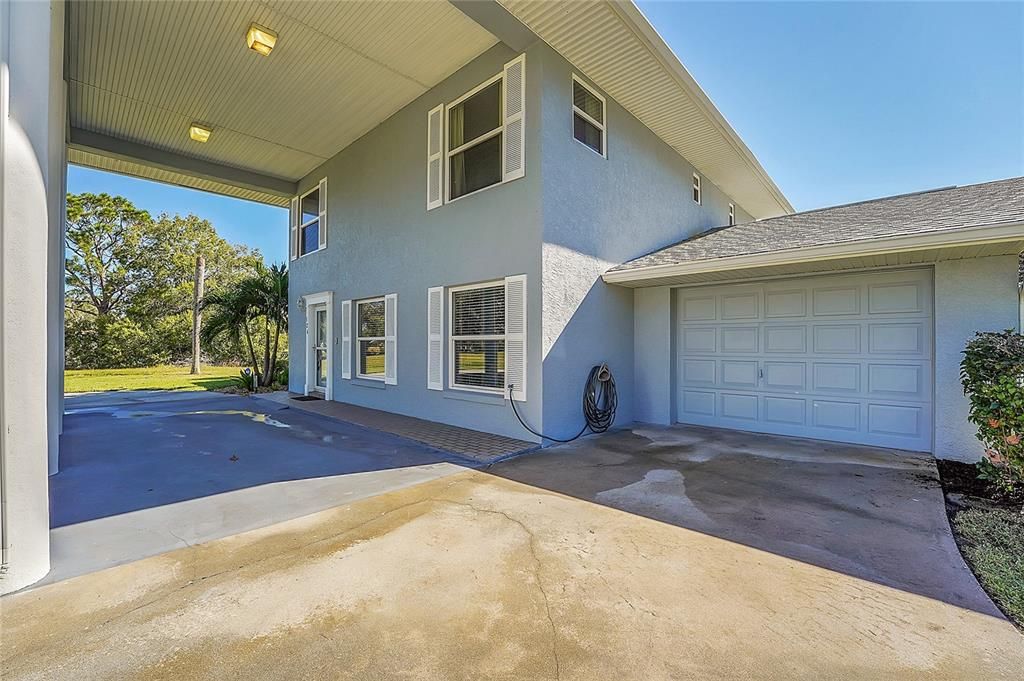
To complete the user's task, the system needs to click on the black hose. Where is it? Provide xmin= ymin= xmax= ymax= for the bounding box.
xmin=508 ymin=364 xmax=617 ymax=443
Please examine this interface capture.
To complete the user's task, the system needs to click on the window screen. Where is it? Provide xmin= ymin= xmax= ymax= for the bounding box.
xmin=357 ymin=299 xmax=386 ymax=378
xmin=572 ymin=78 xmax=605 ymax=156
xmin=450 ymin=284 xmax=505 ymax=390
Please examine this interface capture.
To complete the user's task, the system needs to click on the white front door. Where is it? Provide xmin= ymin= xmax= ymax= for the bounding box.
xmin=675 ymin=268 xmax=934 ymax=451
xmin=311 ymin=304 xmax=329 ymax=393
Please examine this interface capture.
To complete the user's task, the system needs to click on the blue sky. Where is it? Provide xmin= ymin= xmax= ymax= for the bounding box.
xmin=70 ymin=1 xmax=1023 ymax=261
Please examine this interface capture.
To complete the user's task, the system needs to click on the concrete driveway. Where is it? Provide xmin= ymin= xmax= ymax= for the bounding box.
xmin=4 ymin=422 xmax=1023 ymax=679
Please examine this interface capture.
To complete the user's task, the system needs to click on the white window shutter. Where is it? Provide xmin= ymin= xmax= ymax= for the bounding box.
xmin=426 ymin=103 xmax=444 ymax=210
xmin=384 ymin=293 xmax=398 ymax=385
xmin=504 ymin=274 xmax=527 ymax=401
xmin=340 ymin=299 xmax=352 ymax=379
xmin=289 ymin=196 xmax=299 ymax=260
xmin=317 ymin=177 xmax=328 ymax=249
xmin=502 ymin=54 xmax=526 ymax=182
xmin=426 ymin=286 xmax=444 ymax=391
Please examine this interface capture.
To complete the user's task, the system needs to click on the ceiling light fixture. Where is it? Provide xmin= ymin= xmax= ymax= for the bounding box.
xmin=246 ymin=23 xmax=277 ymax=56
xmin=189 ymin=123 xmax=212 ymax=143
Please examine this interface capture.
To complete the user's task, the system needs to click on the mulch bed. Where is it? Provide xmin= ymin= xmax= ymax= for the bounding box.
xmin=937 ymin=459 xmax=1024 ymax=629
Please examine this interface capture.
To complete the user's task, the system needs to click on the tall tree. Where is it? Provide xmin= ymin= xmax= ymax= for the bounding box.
xmin=65 ymin=193 xmax=154 ymax=317
xmin=191 ymin=255 xmax=205 ymax=375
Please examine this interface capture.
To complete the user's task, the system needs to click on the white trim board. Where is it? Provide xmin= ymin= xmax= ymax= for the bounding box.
xmin=604 ymin=220 xmax=1024 ymax=286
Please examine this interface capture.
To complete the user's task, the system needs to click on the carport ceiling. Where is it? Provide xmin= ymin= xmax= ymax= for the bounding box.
xmin=67 ymin=0 xmax=497 ymax=187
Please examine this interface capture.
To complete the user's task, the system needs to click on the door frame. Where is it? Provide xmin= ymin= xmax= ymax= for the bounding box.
xmin=302 ymin=291 xmax=334 ymax=400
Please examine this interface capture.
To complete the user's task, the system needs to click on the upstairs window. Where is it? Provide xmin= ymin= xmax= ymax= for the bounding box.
xmin=427 ymin=55 xmax=526 ymax=210
xmin=290 ymin=178 xmax=327 ymax=260
xmin=448 ymin=78 xmax=503 ymax=201
xmin=450 ymin=282 xmax=505 ymax=392
xmin=572 ymin=75 xmax=606 ymax=157
xmin=728 ymin=203 xmax=736 ymax=226
xmin=692 ymin=173 xmax=702 ymax=205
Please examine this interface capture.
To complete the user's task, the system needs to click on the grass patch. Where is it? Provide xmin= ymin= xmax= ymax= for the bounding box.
xmin=65 ymin=365 xmax=242 ymax=393
xmin=952 ymin=507 xmax=1024 ymax=627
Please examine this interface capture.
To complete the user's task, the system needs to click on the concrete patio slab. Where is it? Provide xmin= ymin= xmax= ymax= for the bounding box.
xmin=44 ymin=391 xmax=468 ymax=585
xmin=4 ymin=465 xmax=1022 ymax=680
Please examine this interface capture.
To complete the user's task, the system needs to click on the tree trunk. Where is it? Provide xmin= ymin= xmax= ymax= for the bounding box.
xmin=244 ymin=322 xmax=263 ymax=386
xmin=190 ymin=255 xmax=205 ymax=374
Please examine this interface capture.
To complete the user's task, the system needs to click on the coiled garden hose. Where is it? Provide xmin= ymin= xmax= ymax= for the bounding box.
xmin=508 ymin=363 xmax=617 ymax=443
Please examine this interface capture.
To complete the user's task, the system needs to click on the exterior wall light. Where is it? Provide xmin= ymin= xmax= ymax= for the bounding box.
xmin=246 ymin=23 xmax=277 ymax=56
xmin=189 ymin=123 xmax=212 ymax=143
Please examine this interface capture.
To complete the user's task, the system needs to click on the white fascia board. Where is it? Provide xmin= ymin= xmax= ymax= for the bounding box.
xmin=603 ymin=220 xmax=1024 ymax=285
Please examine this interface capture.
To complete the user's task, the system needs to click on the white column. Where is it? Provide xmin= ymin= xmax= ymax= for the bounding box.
xmin=1 ymin=0 xmax=66 ymax=594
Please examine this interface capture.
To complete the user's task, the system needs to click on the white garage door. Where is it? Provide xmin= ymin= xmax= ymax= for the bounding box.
xmin=675 ymin=269 xmax=933 ymax=451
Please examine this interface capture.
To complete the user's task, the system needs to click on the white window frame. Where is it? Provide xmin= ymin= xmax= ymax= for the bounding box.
xmin=302 ymin=291 xmax=333 ymax=400
xmin=448 ymin=279 xmax=506 ymax=395
xmin=355 ymin=296 xmax=387 ymax=382
xmin=444 ymin=73 xmax=505 ymax=205
xmin=571 ymin=73 xmax=606 ymax=158
xmin=692 ymin=173 xmax=702 ymax=205
xmin=297 ymin=181 xmax=324 ymax=258
xmin=728 ymin=203 xmax=736 ymax=226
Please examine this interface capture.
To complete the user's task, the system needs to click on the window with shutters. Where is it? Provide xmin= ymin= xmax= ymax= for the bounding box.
xmin=572 ymin=75 xmax=606 ymax=157
xmin=429 ymin=55 xmax=525 ymax=209
xmin=298 ymin=182 xmax=325 ymax=256
xmin=356 ymin=297 xmax=386 ymax=380
xmin=449 ymin=281 xmax=505 ymax=393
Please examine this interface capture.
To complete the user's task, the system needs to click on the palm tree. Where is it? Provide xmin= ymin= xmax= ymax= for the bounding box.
xmin=201 ymin=263 xmax=288 ymax=387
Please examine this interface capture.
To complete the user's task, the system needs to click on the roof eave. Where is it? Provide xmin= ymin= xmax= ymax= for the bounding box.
xmin=603 ymin=220 xmax=1024 ymax=286
xmin=610 ymin=1 xmax=794 ymax=217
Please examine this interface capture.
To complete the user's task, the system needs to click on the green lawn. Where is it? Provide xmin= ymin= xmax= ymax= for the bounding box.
xmin=65 ymin=365 xmax=242 ymax=393
xmin=953 ymin=507 xmax=1024 ymax=627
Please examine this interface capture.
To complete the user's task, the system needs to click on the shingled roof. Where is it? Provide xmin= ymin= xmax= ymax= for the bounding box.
xmin=610 ymin=176 xmax=1024 ymax=274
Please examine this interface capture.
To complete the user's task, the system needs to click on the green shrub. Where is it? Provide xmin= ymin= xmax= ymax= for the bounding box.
xmin=960 ymin=330 xmax=1024 ymax=498
xmin=65 ymin=314 xmax=167 ymax=369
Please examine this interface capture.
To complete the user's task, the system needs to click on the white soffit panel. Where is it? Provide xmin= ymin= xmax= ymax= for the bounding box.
xmin=498 ymin=0 xmax=792 ymax=219
xmin=67 ymin=0 xmax=497 ymax=183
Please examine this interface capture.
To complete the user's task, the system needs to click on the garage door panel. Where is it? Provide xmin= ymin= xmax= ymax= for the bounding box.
xmin=869 ymin=283 xmax=925 ymax=314
xmin=869 ymin=323 xmax=925 ymax=354
xmin=765 ymin=290 xmax=806 ymax=318
xmin=683 ymin=297 xmax=716 ymax=321
xmin=721 ymin=293 xmax=759 ymax=320
xmin=812 ymin=400 xmax=861 ymax=431
xmin=868 ymin=363 xmax=924 ymax=397
xmin=812 ymin=287 xmax=860 ymax=316
xmin=764 ymin=362 xmax=805 ymax=390
xmin=812 ymin=363 xmax=860 ymax=393
xmin=813 ymin=325 xmax=861 ymax=354
xmin=676 ymin=269 xmax=933 ymax=451
xmin=764 ymin=396 xmax=806 ymax=425
xmin=721 ymin=393 xmax=759 ymax=420
xmin=721 ymin=326 xmax=758 ymax=353
xmin=721 ymin=360 xmax=758 ymax=387
xmin=683 ymin=327 xmax=717 ymax=353
xmin=682 ymin=359 xmax=716 ymax=385
xmin=765 ymin=326 xmax=807 ymax=353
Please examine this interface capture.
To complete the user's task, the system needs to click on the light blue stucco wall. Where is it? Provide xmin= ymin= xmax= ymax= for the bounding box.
xmin=288 ymin=43 xmax=545 ymax=442
xmin=287 ymin=40 xmax=754 ymax=443
xmin=934 ymin=255 xmax=1020 ymax=461
xmin=535 ymin=43 xmax=752 ymax=438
